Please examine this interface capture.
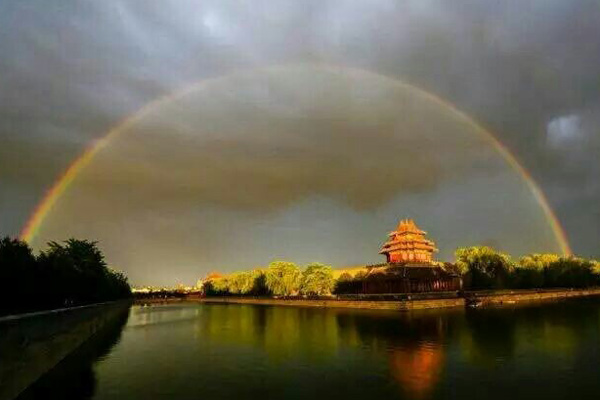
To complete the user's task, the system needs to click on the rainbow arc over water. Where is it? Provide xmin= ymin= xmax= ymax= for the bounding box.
xmin=19 ymin=64 xmax=572 ymax=255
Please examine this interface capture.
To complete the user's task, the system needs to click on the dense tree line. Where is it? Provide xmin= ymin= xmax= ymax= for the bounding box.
xmin=332 ymin=247 xmax=600 ymax=294
xmin=0 ymin=237 xmax=131 ymax=316
xmin=203 ymin=261 xmax=334 ymax=297
xmin=455 ymin=246 xmax=600 ymax=290
xmin=204 ymin=248 xmax=600 ymax=297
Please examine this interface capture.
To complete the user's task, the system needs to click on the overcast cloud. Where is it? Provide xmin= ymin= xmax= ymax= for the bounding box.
xmin=1 ymin=0 xmax=598 ymax=283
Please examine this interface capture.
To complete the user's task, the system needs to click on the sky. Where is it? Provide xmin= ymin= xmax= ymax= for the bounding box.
xmin=0 ymin=0 xmax=598 ymax=285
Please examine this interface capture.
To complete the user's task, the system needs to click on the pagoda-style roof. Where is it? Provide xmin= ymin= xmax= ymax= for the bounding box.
xmin=380 ymin=219 xmax=437 ymax=253
xmin=391 ymin=219 xmax=426 ymax=236
xmin=381 ymin=242 xmax=437 ymax=252
xmin=366 ymin=264 xmax=458 ymax=279
xmin=379 ymin=219 xmax=438 ymax=265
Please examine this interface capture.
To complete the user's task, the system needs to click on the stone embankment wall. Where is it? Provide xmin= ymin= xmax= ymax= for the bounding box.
xmin=198 ymin=288 xmax=600 ymax=311
xmin=465 ymin=288 xmax=600 ymax=306
xmin=200 ymin=296 xmax=465 ymax=310
xmin=0 ymin=302 xmax=130 ymax=400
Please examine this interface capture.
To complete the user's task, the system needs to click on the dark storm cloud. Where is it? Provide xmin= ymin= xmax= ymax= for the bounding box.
xmin=68 ymin=68 xmax=497 ymax=216
xmin=1 ymin=0 xmax=599 ymax=259
xmin=542 ymin=105 xmax=600 ymax=257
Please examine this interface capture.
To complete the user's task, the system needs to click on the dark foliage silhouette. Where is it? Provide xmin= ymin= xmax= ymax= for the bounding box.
xmin=0 ymin=237 xmax=131 ymax=316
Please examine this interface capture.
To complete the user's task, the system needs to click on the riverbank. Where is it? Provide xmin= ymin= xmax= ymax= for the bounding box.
xmin=464 ymin=287 xmax=600 ymax=307
xmin=21 ymin=291 xmax=600 ymax=400
xmin=200 ymin=295 xmax=465 ymax=311
xmin=0 ymin=301 xmax=131 ymax=400
xmin=138 ymin=287 xmax=600 ymax=311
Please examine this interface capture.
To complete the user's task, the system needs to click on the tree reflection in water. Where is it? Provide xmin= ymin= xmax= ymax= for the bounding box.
xmin=197 ymin=305 xmax=453 ymax=397
xmin=336 ymin=310 xmax=451 ymax=398
xmin=17 ymin=307 xmax=130 ymax=400
xmin=197 ymin=302 xmax=598 ymax=398
xmin=15 ymin=300 xmax=600 ymax=400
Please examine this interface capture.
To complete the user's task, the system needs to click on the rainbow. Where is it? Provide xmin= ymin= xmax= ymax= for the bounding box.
xmin=19 ymin=64 xmax=572 ymax=255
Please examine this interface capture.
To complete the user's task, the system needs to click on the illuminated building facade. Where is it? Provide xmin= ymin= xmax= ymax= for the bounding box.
xmin=379 ymin=219 xmax=437 ymax=264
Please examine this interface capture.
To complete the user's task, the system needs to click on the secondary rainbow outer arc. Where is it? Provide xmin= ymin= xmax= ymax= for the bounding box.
xmin=19 ymin=64 xmax=572 ymax=255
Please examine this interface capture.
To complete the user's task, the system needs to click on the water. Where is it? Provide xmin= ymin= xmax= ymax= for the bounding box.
xmin=19 ymin=299 xmax=600 ymax=399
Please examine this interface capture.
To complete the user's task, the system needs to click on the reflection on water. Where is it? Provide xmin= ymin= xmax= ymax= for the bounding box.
xmin=389 ymin=343 xmax=444 ymax=398
xmin=19 ymin=299 xmax=600 ymax=399
xmin=17 ymin=307 xmax=130 ymax=400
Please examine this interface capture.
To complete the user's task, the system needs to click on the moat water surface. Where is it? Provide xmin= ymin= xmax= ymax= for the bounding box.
xmin=20 ymin=299 xmax=600 ymax=399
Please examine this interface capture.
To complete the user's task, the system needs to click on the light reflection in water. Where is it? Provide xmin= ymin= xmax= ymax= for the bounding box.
xmin=16 ymin=299 xmax=600 ymax=400
xmin=389 ymin=343 xmax=444 ymax=398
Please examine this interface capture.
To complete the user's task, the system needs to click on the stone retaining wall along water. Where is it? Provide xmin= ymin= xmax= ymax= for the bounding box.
xmin=200 ymin=296 xmax=466 ymax=310
xmin=0 ymin=302 xmax=131 ymax=400
xmin=197 ymin=288 xmax=600 ymax=311
xmin=464 ymin=288 xmax=600 ymax=306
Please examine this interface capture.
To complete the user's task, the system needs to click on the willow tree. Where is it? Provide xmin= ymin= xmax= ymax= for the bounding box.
xmin=519 ymin=253 xmax=561 ymax=269
xmin=515 ymin=254 xmax=600 ymax=288
xmin=229 ymin=271 xmax=255 ymax=294
xmin=542 ymin=256 xmax=600 ymax=288
xmin=300 ymin=263 xmax=334 ymax=296
xmin=514 ymin=253 xmax=561 ymax=288
xmin=210 ymin=277 xmax=230 ymax=294
xmin=265 ymin=261 xmax=301 ymax=296
xmin=455 ymin=246 xmax=514 ymax=289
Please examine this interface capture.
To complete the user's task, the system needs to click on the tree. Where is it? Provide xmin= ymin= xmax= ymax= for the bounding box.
xmin=519 ymin=253 xmax=561 ymax=270
xmin=513 ymin=254 xmax=560 ymax=288
xmin=229 ymin=271 xmax=255 ymax=294
xmin=593 ymin=260 xmax=600 ymax=277
xmin=514 ymin=254 xmax=600 ymax=289
xmin=37 ymin=239 xmax=130 ymax=306
xmin=337 ymin=272 xmax=353 ymax=282
xmin=442 ymin=262 xmax=467 ymax=276
xmin=455 ymin=246 xmax=514 ymax=289
xmin=227 ymin=273 xmax=242 ymax=294
xmin=0 ymin=237 xmax=130 ymax=316
xmin=300 ymin=263 xmax=334 ymax=296
xmin=354 ymin=271 xmax=368 ymax=281
xmin=334 ymin=271 xmax=364 ymax=295
xmin=210 ymin=277 xmax=230 ymax=294
xmin=202 ymin=269 xmax=268 ymax=296
xmin=265 ymin=261 xmax=301 ymax=296
xmin=250 ymin=270 xmax=269 ymax=295
xmin=543 ymin=256 xmax=599 ymax=288
xmin=0 ymin=237 xmax=37 ymax=313
xmin=0 ymin=236 xmax=36 ymax=269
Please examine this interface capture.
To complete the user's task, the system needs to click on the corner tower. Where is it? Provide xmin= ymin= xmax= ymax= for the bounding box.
xmin=379 ymin=219 xmax=438 ymax=264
